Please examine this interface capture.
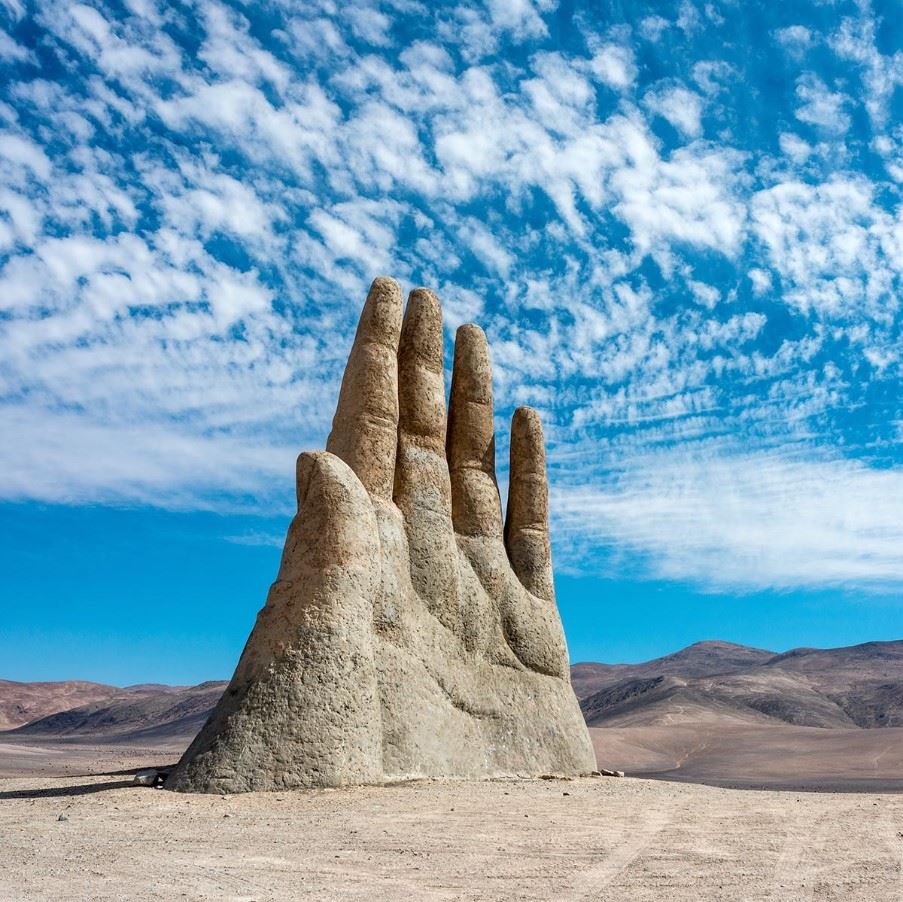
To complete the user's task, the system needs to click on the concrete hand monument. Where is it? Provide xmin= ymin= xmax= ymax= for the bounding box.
xmin=167 ymin=278 xmax=596 ymax=792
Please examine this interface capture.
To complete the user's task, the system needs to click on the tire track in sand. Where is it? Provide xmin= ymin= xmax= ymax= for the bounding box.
xmin=770 ymin=798 xmax=870 ymax=901
xmin=570 ymin=805 xmax=673 ymax=900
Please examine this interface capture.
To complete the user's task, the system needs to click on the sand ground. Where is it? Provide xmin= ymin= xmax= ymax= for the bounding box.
xmin=2 ymin=760 xmax=903 ymax=901
xmin=589 ymin=724 xmax=903 ymax=792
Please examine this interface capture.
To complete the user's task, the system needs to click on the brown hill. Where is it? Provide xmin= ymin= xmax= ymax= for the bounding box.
xmin=0 ymin=680 xmax=123 ymax=730
xmin=578 ymin=639 xmax=903 ymax=790
xmin=7 ymin=681 xmax=227 ymax=743
xmin=580 ymin=640 xmax=903 ymax=730
xmin=571 ymin=640 xmax=776 ymax=700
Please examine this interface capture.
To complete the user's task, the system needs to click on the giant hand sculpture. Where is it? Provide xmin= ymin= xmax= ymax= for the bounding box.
xmin=168 ymin=278 xmax=596 ymax=792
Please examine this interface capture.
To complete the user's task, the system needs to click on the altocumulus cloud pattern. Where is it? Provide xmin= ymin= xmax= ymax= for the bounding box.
xmin=1 ymin=0 xmax=902 ymax=592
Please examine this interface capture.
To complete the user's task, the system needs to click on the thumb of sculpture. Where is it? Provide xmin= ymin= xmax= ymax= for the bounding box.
xmin=165 ymin=451 xmax=384 ymax=793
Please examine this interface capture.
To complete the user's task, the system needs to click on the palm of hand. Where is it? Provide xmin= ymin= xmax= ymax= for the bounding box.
xmin=169 ymin=279 xmax=595 ymax=793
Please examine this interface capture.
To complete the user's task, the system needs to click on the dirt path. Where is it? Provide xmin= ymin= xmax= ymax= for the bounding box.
xmin=2 ymin=773 xmax=902 ymax=901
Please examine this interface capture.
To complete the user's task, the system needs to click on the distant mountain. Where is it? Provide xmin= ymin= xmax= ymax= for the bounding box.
xmin=3 ymin=639 xmax=901 ymax=750
xmin=579 ymin=639 xmax=903 ymax=730
xmin=571 ymin=640 xmax=776 ymax=700
xmin=0 ymin=679 xmax=122 ymax=730
xmin=7 ymin=681 xmax=227 ymax=743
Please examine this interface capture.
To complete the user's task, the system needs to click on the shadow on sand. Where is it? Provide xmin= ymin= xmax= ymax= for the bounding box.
xmin=95 ymin=763 xmax=178 ymax=778
xmin=0 ymin=779 xmax=137 ymax=800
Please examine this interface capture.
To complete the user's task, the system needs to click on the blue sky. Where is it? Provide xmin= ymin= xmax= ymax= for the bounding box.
xmin=1 ymin=0 xmax=902 ymax=684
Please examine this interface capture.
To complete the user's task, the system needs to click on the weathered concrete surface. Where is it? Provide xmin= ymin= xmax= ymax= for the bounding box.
xmin=167 ymin=277 xmax=596 ymax=792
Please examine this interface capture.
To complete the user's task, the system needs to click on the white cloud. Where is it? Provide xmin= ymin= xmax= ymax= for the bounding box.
xmin=554 ymin=445 xmax=903 ymax=590
xmin=0 ymin=405 xmax=295 ymax=510
xmin=285 ymin=16 xmax=350 ymax=64
xmin=688 ymin=280 xmax=719 ymax=308
xmin=458 ymin=218 xmax=514 ymax=278
xmin=307 ymin=200 xmax=402 ymax=276
xmin=589 ymin=44 xmax=636 ymax=90
xmin=437 ymin=0 xmax=555 ymax=59
xmin=830 ymin=12 xmax=903 ymax=129
xmin=436 ymin=284 xmax=485 ymax=333
xmin=198 ymin=2 xmax=291 ymax=91
xmin=778 ymin=132 xmax=812 ymax=164
xmin=527 ymin=51 xmax=594 ymax=124
xmin=676 ymin=1 xmax=700 ymax=34
xmin=345 ymin=5 xmax=393 ymax=47
xmin=644 ymin=84 xmax=704 ymax=137
xmin=750 ymin=177 xmax=903 ymax=322
xmin=0 ymin=131 xmax=52 ymax=178
xmin=224 ymin=531 xmax=286 ymax=548
xmin=610 ymin=126 xmax=746 ymax=258
xmin=697 ymin=312 xmax=765 ymax=349
xmin=156 ymin=80 xmax=342 ymax=181
xmin=46 ymin=2 xmax=183 ymax=85
xmin=748 ymin=268 xmax=772 ymax=295
xmin=486 ymin=0 xmax=554 ymax=41
xmin=638 ymin=16 xmax=669 ymax=42
xmin=0 ymin=30 xmax=31 ymax=62
xmin=1 ymin=0 xmax=25 ymax=20
xmin=691 ymin=60 xmax=734 ymax=95
xmin=775 ymin=25 xmax=813 ymax=53
xmin=794 ymin=73 xmax=850 ymax=133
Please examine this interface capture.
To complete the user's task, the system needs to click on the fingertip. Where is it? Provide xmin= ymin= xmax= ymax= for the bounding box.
xmin=513 ymin=404 xmax=540 ymax=423
xmin=451 ymin=324 xmax=492 ymax=403
xmin=401 ymin=288 xmax=443 ymax=372
xmin=327 ymin=278 xmax=403 ymax=499
xmin=369 ymin=275 xmax=401 ymax=294
xmin=454 ymin=322 xmax=487 ymax=349
xmin=511 ymin=407 xmax=545 ymax=465
xmin=359 ymin=277 xmax=403 ymax=348
xmin=408 ymin=286 xmax=440 ymax=307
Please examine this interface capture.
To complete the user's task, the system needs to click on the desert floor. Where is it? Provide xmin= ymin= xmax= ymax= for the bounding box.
xmin=590 ymin=724 xmax=903 ymax=792
xmin=2 ymin=745 xmax=902 ymax=902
